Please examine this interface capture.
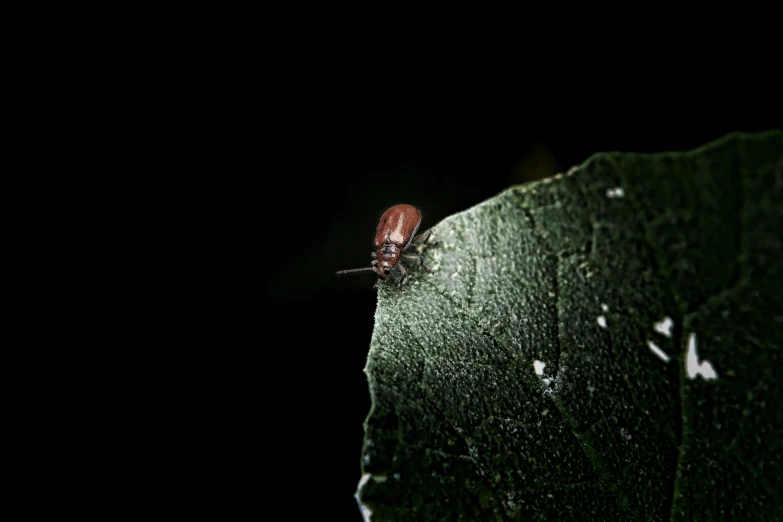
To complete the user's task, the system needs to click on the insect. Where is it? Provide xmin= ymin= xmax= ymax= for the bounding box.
xmin=335 ymin=204 xmax=440 ymax=293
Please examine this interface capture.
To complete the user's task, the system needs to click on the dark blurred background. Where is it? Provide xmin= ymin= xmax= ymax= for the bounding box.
xmin=260 ymin=113 xmax=781 ymax=519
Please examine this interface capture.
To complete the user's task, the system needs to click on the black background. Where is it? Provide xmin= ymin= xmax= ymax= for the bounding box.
xmin=250 ymin=104 xmax=780 ymax=520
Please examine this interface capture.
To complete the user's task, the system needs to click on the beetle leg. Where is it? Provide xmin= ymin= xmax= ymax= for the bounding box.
xmin=402 ymin=254 xmax=434 ymax=274
xmin=397 ymin=261 xmax=408 ymax=293
xmin=411 ymin=229 xmax=431 ymax=244
xmin=411 ymin=229 xmax=440 ymax=247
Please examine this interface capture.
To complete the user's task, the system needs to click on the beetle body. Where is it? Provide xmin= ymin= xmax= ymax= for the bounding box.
xmin=336 ymin=204 xmax=439 ymax=292
xmin=373 ymin=204 xmax=421 ymax=281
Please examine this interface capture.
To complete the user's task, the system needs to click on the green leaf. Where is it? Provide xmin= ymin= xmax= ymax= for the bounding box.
xmin=358 ymin=131 xmax=783 ymax=521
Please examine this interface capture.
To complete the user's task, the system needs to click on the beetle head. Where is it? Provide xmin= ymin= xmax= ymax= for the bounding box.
xmin=372 ymin=259 xmax=393 ymax=280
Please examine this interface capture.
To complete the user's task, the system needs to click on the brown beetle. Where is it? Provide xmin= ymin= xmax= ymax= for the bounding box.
xmin=336 ymin=204 xmax=439 ymax=292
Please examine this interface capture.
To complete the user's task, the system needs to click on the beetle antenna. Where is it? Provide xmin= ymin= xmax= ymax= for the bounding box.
xmin=335 ymin=267 xmax=375 ymax=277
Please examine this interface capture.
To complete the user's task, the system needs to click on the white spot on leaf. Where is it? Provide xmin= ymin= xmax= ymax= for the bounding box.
xmin=606 ymin=187 xmax=625 ymax=198
xmin=597 ymin=315 xmax=607 ymax=328
xmin=686 ymin=333 xmax=718 ymax=380
xmin=654 ymin=317 xmax=674 ymax=338
xmin=601 ymin=303 xmax=609 ymax=311
xmin=647 ymin=340 xmax=670 ymax=362
xmin=533 ymin=360 xmax=546 ymax=375
xmin=355 ymin=474 xmax=372 ymax=521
